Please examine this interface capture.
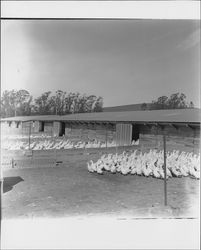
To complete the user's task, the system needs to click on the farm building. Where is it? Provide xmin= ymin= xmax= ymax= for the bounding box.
xmin=1 ymin=109 xmax=201 ymax=145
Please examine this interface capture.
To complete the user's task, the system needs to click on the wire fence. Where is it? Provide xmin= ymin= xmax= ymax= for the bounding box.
xmin=1 ymin=121 xmax=200 ymax=170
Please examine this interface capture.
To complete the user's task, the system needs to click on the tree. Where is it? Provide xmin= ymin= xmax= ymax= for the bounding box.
xmin=156 ymin=96 xmax=169 ymax=109
xmin=15 ymin=89 xmax=33 ymax=116
xmin=76 ymin=94 xmax=88 ymax=113
xmin=151 ymin=95 xmax=169 ymax=110
xmin=0 ymin=89 xmax=32 ymax=117
xmin=1 ymin=89 xmax=103 ymax=117
xmin=189 ymin=101 xmax=194 ymax=109
xmin=50 ymin=90 xmax=66 ymax=115
xmin=168 ymin=93 xmax=188 ymax=109
xmin=63 ymin=93 xmax=103 ymax=114
xmin=33 ymin=91 xmax=52 ymax=115
xmin=92 ymin=96 xmax=103 ymax=112
xmin=64 ymin=92 xmax=76 ymax=114
xmin=1 ymin=90 xmax=15 ymax=117
xmin=70 ymin=92 xmax=80 ymax=114
xmin=86 ymin=95 xmax=99 ymax=112
xmin=141 ymin=103 xmax=148 ymax=110
xmin=149 ymin=92 xmax=194 ymax=110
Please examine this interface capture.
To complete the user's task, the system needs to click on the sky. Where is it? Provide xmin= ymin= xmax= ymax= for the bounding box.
xmin=1 ymin=19 xmax=200 ymax=107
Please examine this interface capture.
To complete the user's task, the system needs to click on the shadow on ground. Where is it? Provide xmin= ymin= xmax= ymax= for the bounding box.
xmin=3 ymin=176 xmax=24 ymax=193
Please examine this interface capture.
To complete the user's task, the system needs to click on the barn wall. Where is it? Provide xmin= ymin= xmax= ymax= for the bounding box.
xmin=53 ymin=121 xmax=65 ymax=137
xmin=53 ymin=122 xmax=59 ymax=137
xmin=65 ymin=123 xmax=116 ymax=142
xmin=0 ymin=121 xmax=34 ymax=136
xmin=21 ymin=121 xmax=34 ymax=133
xmin=44 ymin=122 xmax=53 ymax=134
xmin=139 ymin=124 xmax=200 ymax=138
xmin=139 ymin=125 xmax=200 ymax=149
xmin=1 ymin=121 xmax=23 ymax=135
xmin=1 ymin=119 xmax=200 ymax=147
xmin=33 ymin=121 xmax=40 ymax=133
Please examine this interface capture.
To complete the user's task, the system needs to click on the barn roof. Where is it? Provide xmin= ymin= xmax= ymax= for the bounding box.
xmin=1 ymin=109 xmax=201 ymax=125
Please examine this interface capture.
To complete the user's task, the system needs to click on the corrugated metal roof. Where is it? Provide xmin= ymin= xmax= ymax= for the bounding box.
xmin=103 ymin=103 xmax=152 ymax=112
xmin=1 ymin=109 xmax=201 ymax=124
xmin=1 ymin=115 xmax=58 ymax=122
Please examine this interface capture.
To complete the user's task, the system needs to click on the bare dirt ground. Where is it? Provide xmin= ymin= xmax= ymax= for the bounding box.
xmin=1 ymin=135 xmax=200 ymax=219
xmin=2 ymin=158 xmax=199 ymax=219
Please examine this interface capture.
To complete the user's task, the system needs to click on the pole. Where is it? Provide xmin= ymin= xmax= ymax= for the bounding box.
xmin=156 ymin=126 xmax=158 ymax=148
xmin=115 ymin=133 xmax=118 ymax=155
xmin=0 ymin=163 xmax=2 ymax=223
xmin=193 ymin=128 xmax=196 ymax=154
xmin=106 ymin=123 xmax=108 ymax=152
xmin=163 ymin=134 xmax=167 ymax=206
xmin=28 ymin=122 xmax=31 ymax=150
xmin=115 ymin=122 xmax=118 ymax=155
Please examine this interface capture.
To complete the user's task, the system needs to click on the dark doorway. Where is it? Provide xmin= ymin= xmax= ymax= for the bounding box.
xmin=132 ymin=124 xmax=140 ymax=141
xmin=39 ymin=121 xmax=45 ymax=132
xmin=59 ymin=122 xmax=65 ymax=136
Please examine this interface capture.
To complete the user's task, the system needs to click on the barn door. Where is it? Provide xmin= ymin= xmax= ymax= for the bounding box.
xmin=39 ymin=121 xmax=44 ymax=132
xmin=59 ymin=122 xmax=65 ymax=136
xmin=132 ymin=124 xmax=140 ymax=142
xmin=116 ymin=123 xmax=132 ymax=146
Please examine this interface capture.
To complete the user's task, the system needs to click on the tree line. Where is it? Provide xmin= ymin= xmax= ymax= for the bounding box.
xmin=141 ymin=93 xmax=195 ymax=110
xmin=1 ymin=89 xmax=103 ymax=118
xmin=1 ymin=90 xmax=195 ymax=118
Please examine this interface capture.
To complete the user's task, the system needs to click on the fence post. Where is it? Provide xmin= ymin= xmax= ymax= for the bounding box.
xmin=156 ymin=126 xmax=158 ymax=148
xmin=115 ymin=122 xmax=118 ymax=155
xmin=28 ymin=122 xmax=31 ymax=150
xmin=193 ymin=128 xmax=196 ymax=154
xmin=163 ymin=133 xmax=167 ymax=206
xmin=105 ymin=123 xmax=108 ymax=152
xmin=0 ymin=165 xmax=3 ymax=222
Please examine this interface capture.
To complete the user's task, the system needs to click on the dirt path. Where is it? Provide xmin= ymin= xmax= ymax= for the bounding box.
xmin=2 ymin=163 xmax=199 ymax=219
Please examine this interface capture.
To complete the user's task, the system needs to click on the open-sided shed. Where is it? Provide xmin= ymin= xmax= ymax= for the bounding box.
xmin=1 ymin=109 xmax=200 ymax=142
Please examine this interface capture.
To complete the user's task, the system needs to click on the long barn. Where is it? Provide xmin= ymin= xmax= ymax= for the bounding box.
xmin=1 ymin=109 xmax=201 ymax=145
